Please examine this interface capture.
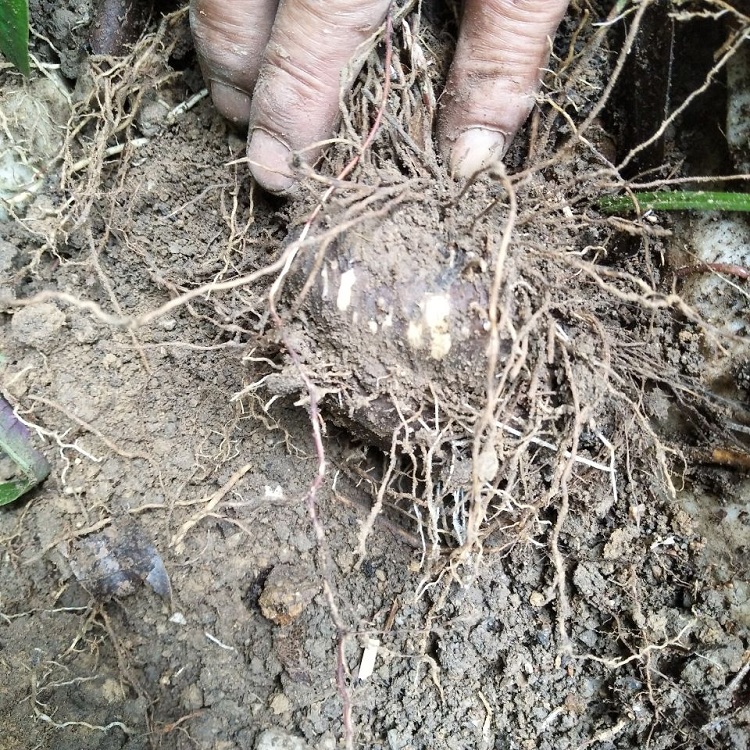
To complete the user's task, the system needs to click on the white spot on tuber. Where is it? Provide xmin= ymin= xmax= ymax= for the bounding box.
xmin=406 ymin=294 xmax=452 ymax=359
xmin=407 ymin=320 xmax=423 ymax=349
xmin=337 ymin=268 xmax=357 ymax=311
xmin=321 ymin=265 xmax=329 ymax=300
xmin=424 ymin=294 xmax=452 ymax=360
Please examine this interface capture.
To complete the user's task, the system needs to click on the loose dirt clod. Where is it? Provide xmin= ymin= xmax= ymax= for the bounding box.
xmin=10 ymin=302 xmax=66 ymax=349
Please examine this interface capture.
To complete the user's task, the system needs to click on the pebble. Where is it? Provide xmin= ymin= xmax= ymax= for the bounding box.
xmin=258 ymin=564 xmax=319 ymax=626
xmin=269 ymin=692 xmax=292 ymax=715
xmin=255 ymin=728 xmax=310 ymax=750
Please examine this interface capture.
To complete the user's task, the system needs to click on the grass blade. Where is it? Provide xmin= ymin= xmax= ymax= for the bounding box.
xmin=0 ymin=0 xmax=30 ymax=76
xmin=598 ymin=191 xmax=750 ymax=214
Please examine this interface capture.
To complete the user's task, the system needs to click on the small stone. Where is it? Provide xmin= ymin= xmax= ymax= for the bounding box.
xmin=258 ymin=564 xmax=319 ymax=626
xmin=475 ymin=446 xmax=499 ymax=484
xmin=269 ymin=692 xmax=292 ymax=715
xmin=529 ymin=591 xmax=546 ymax=607
xmin=180 ymin=683 xmax=204 ymax=712
xmin=137 ymin=94 xmax=171 ymax=138
xmin=255 ymin=729 xmax=310 ymax=750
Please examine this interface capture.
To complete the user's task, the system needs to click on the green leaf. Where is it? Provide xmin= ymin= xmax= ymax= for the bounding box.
xmin=598 ymin=191 xmax=750 ymax=214
xmin=0 ymin=0 xmax=30 ymax=77
xmin=0 ymin=395 xmax=50 ymax=507
xmin=0 ymin=477 xmax=36 ymax=507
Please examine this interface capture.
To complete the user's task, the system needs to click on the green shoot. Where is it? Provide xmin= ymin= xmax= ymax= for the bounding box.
xmin=598 ymin=191 xmax=750 ymax=214
xmin=0 ymin=396 xmax=50 ymax=506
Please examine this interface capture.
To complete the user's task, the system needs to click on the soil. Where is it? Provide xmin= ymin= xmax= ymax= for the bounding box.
xmin=2 ymin=2 xmax=750 ymax=750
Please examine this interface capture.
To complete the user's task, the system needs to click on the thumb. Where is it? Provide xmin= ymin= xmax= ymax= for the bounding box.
xmin=437 ymin=0 xmax=569 ymax=177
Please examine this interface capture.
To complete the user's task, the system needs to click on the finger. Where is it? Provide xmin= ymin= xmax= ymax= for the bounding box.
xmin=438 ymin=0 xmax=569 ymax=177
xmin=246 ymin=0 xmax=391 ymax=193
xmin=190 ymin=0 xmax=279 ymax=126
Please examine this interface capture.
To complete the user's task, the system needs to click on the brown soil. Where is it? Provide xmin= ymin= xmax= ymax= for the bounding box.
xmin=2 ymin=2 xmax=750 ymax=750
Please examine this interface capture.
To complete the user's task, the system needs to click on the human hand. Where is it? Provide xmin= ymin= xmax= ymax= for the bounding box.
xmin=190 ymin=0 xmax=570 ymax=193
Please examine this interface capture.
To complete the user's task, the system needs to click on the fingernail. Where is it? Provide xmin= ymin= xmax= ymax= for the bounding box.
xmin=450 ymin=128 xmax=507 ymax=179
xmin=209 ymin=81 xmax=251 ymax=126
xmin=247 ymin=129 xmax=295 ymax=194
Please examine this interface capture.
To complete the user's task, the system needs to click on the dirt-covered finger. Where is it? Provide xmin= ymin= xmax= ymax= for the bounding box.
xmin=246 ymin=0 xmax=391 ymax=194
xmin=438 ymin=0 xmax=569 ymax=177
xmin=190 ymin=0 xmax=279 ymax=126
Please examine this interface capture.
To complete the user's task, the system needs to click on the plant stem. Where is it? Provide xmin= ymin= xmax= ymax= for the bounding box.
xmin=598 ymin=191 xmax=750 ymax=214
